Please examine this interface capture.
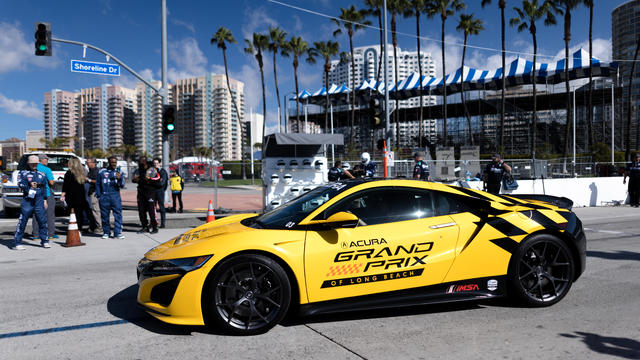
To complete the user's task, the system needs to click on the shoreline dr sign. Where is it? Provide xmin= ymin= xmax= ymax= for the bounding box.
xmin=70 ymin=60 xmax=120 ymax=76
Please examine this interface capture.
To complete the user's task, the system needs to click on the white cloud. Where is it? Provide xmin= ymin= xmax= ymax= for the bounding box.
xmin=167 ymin=37 xmax=209 ymax=82
xmin=242 ymin=6 xmax=279 ymax=41
xmin=172 ymin=19 xmax=195 ymax=34
xmin=422 ymin=34 xmax=464 ymax=77
xmin=264 ymin=110 xmax=280 ymax=135
xmin=552 ymin=38 xmax=611 ymax=61
xmin=0 ymin=22 xmax=60 ymax=74
xmin=113 ymin=68 xmax=156 ymax=89
xmin=0 ymin=93 xmax=42 ymax=119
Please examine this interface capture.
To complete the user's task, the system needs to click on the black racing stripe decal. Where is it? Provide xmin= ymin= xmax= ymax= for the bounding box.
xmin=557 ymin=211 xmax=572 ymax=221
xmin=530 ymin=210 xmax=559 ymax=229
xmin=490 ymin=237 xmax=520 ymax=254
xmin=522 ymin=203 xmax=555 ymax=210
xmin=448 ymin=185 xmax=494 ymax=201
xmin=461 ymin=221 xmax=485 ymax=252
xmin=487 ymin=217 xmax=527 ymax=237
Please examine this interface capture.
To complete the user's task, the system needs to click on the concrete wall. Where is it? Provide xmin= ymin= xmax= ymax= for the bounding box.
xmin=465 ymin=177 xmax=629 ymax=207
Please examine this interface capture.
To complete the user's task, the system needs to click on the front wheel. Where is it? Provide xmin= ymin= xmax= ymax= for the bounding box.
xmin=204 ymin=254 xmax=291 ymax=335
xmin=508 ymin=234 xmax=574 ymax=307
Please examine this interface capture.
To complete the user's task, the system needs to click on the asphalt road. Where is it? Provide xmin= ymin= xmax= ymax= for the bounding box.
xmin=1 ymin=207 xmax=639 ymax=359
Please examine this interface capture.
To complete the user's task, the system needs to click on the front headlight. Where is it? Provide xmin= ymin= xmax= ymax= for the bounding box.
xmin=138 ymin=255 xmax=212 ymax=277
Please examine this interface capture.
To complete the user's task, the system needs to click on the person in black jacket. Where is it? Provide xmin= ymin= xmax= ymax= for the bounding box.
xmin=132 ymin=157 xmax=161 ymax=234
xmin=624 ymin=152 xmax=640 ymax=207
xmin=483 ymin=154 xmax=512 ymax=195
xmin=153 ymin=158 xmax=169 ymax=228
xmin=61 ymin=158 xmax=91 ymax=232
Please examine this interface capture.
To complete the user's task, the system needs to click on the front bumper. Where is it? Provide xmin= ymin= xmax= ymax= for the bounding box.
xmin=136 ymin=260 xmax=214 ymax=326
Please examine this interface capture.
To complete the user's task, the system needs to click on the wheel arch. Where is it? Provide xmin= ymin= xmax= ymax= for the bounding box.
xmin=522 ymin=229 xmax=582 ymax=281
xmin=200 ymin=249 xmax=302 ymax=322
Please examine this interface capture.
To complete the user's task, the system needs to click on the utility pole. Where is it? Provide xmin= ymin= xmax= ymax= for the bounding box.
xmin=161 ymin=0 xmax=169 ymax=176
xmin=383 ymin=0 xmax=391 ymax=177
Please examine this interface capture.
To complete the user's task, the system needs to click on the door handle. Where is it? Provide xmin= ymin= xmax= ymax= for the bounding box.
xmin=429 ymin=222 xmax=456 ymax=229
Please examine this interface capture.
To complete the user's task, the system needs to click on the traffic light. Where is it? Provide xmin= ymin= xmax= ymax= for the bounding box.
xmin=369 ymin=97 xmax=381 ymax=127
xmin=376 ymin=139 xmax=384 ymax=150
xmin=34 ymin=22 xmax=51 ymax=56
xmin=162 ymin=104 xmax=176 ymax=135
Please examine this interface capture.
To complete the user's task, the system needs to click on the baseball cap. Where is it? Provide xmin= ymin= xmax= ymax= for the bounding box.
xmin=28 ymin=155 xmax=39 ymax=163
xmin=38 ymin=153 xmax=49 ymax=160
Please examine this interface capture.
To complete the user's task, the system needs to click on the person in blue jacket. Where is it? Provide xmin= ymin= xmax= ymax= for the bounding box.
xmin=13 ymin=155 xmax=49 ymax=250
xmin=96 ymin=156 xmax=125 ymax=239
xmin=361 ymin=152 xmax=377 ymax=178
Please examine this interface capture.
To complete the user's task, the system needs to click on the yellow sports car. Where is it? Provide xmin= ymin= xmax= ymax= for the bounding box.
xmin=137 ymin=179 xmax=586 ymax=335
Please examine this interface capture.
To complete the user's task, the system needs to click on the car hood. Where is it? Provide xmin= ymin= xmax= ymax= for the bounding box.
xmin=144 ymin=213 xmax=258 ymax=260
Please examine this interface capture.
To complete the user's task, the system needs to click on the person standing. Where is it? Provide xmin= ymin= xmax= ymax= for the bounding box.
xmin=412 ymin=152 xmax=431 ymax=181
xmin=483 ymin=154 xmax=512 ymax=195
xmin=85 ymin=158 xmax=101 ymax=232
xmin=96 ymin=156 xmax=125 ymax=238
xmin=153 ymin=158 xmax=169 ymax=228
xmin=132 ymin=157 xmax=160 ymax=234
xmin=32 ymin=153 xmax=56 ymax=240
xmin=328 ymin=161 xmax=355 ymax=182
xmin=623 ymin=153 xmax=640 ymax=207
xmin=13 ymin=155 xmax=49 ymax=250
xmin=360 ymin=152 xmax=377 ymax=178
xmin=169 ymin=169 xmax=184 ymax=213
xmin=61 ymin=158 xmax=91 ymax=233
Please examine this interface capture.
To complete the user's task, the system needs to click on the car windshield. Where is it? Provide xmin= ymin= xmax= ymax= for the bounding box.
xmin=18 ymin=154 xmax=75 ymax=172
xmin=248 ymin=182 xmax=360 ymax=229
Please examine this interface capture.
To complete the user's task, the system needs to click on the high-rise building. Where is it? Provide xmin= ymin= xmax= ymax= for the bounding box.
xmin=77 ymin=84 xmax=137 ymax=151
xmin=172 ymin=74 xmax=244 ymax=160
xmin=612 ymin=0 xmax=640 ymax=149
xmin=136 ymin=81 xmax=164 ymax=158
xmin=44 ymin=89 xmax=78 ymax=148
xmin=328 ymin=44 xmax=437 ymax=108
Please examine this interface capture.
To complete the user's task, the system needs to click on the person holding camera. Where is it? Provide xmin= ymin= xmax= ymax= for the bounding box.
xmin=96 ymin=156 xmax=125 ymax=239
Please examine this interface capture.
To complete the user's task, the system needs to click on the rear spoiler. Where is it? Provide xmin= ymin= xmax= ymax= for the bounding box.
xmin=507 ymin=194 xmax=574 ymax=210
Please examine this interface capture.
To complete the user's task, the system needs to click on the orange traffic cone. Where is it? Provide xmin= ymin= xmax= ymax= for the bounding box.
xmin=62 ymin=209 xmax=85 ymax=247
xmin=206 ymin=200 xmax=216 ymax=223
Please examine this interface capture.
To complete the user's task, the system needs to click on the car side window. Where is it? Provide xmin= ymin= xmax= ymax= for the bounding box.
xmin=322 ymin=188 xmax=437 ymax=226
xmin=432 ymin=191 xmax=472 ymax=216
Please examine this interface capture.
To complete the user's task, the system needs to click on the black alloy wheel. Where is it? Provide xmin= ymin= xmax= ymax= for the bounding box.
xmin=205 ymin=254 xmax=291 ymax=335
xmin=508 ymin=234 xmax=574 ymax=307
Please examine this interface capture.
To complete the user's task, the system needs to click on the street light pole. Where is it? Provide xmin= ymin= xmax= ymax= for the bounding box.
xmin=383 ymin=0 xmax=391 ymax=177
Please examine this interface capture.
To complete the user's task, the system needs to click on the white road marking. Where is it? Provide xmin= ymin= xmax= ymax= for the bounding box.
xmin=583 ymin=228 xmax=624 ymax=234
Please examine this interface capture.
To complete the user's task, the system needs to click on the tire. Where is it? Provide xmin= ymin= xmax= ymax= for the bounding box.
xmin=508 ymin=234 xmax=574 ymax=307
xmin=203 ymin=254 xmax=291 ymax=335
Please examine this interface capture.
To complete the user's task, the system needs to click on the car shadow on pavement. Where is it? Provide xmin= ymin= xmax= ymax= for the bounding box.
xmin=107 ymin=284 xmax=228 ymax=336
xmin=587 ymin=250 xmax=640 ymax=262
xmin=282 ymin=301 xmax=483 ymax=327
xmin=560 ymin=331 xmax=640 ymax=359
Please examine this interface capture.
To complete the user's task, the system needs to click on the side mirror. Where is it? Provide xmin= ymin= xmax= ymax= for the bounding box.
xmin=309 ymin=211 xmax=359 ymax=229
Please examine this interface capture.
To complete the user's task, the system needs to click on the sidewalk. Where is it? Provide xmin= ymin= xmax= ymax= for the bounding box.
xmin=120 ymin=188 xmax=262 ymax=212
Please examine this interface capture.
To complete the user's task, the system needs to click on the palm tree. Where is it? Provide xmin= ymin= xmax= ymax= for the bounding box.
xmin=364 ymin=0 xmax=384 ymax=85
xmin=244 ymin=33 xmax=270 ymax=152
xmin=584 ymin=0 xmax=594 ymax=150
xmin=311 ymin=41 xmax=340 ymax=132
xmin=549 ymin=0 xmax=580 ymax=171
xmin=404 ymin=0 xmax=427 ymax=148
xmin=284 ymin=36 xmax=316 ymax=132
xmin=625 ymin=37 xmax=640 ymax=160
xmin=212 ymin=26 xmax=246 ymax=179
xmin=510 ymin=0 xmax=555 ymax=161
xmin=389 ymin=0 xmax=409 ymax=149
xmin=333 ymin=5 xmax=371 ymax=145
xmin=39 ymin=136 xmax=69 ymax=149
xmin=481 ymin=0 xmax=507 ymax=152
xmin=456 ymin=13 xmax=484 ymax=146
xmin=268 ymin=27 xmax=288 ymax=133
xmin=426 ymin=0 xmax=466 ymax=147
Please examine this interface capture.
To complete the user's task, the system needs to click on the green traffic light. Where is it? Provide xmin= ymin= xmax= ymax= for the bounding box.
xmin=167 ymin=124 xmax=175 ymax=131
xmin=38 ymin=44 xmax=47 ymax=51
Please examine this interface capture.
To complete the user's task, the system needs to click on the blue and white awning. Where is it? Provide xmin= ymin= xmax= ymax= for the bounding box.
xmin=296 ymin=48 xmax=618 ymax=103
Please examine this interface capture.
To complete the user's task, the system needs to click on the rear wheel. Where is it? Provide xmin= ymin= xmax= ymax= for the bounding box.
xmin=204 ymin=254 xmax=291 ymax=335
xmin=508 ymin=234 xmax=574 ymax=307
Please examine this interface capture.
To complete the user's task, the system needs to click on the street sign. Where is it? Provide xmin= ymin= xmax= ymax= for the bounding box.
xmin=70 ymin=59 xmax=120 ymax=76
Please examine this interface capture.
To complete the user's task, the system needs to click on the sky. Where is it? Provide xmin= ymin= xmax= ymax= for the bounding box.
xmin=0 ymin=0 xmax=630 ymax=140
